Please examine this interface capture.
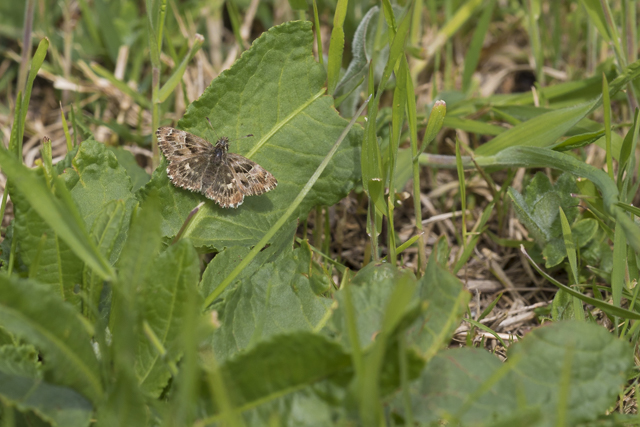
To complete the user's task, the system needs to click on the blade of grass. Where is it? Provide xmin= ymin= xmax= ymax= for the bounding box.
xmin=326 ymin=0 xmax=348 ymax=94
xmin=312 ymin=0 xmax=324 ymax=66
xmin=521 ymin=245 xmax=640 ymax=320
xmin=158 ymin=34 xmax=204 ymax=102
xmin=559 ymin=207 xmax=585 ymax=321
xmin=405 ymin=56 xmax=427 ymax=274
xmin=21 ymin=38 xmax=49 ymax=128
xmin=603 ymin=74 xmax=613 ymax=179
xmin=611 ymin=222 xmax=627 ymax=332
xmin=90 ymin=62 xmax=151 ymax=108
xmin=60 ymin=102 xmax=73 ymax=151
xmin=455 ymin=138 xmax=467 ymax=248
xmin=462 ymin=0 xmax=495 ymax=93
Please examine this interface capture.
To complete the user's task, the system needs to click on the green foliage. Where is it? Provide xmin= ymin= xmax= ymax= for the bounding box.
xmin=508 ymin=172 xmax=581 ymax=268
xmin=142 ymin=21 xmax=362 ymax=251
xmin=3 ymin=0 xmax=640 ymax=425
xmin=392 ymin=322 xmax=631 ymax=426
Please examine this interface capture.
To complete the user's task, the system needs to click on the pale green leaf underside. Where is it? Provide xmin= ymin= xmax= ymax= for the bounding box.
xmin=143 ymin=21 xmax=363 ymax=250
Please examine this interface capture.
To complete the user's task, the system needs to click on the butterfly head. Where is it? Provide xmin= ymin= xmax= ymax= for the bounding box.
xmin=213 ymin=137 xmax=230 ymax=159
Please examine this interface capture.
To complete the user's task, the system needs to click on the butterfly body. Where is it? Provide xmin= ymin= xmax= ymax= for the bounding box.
xmin=156 ymin=126 xmax=277 ymax=208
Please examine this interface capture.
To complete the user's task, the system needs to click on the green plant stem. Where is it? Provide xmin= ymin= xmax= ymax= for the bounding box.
xmin=312 ymin=0 xmax=324 ymax=66
xmin=203 ymin=96 xmax=370 ymax=309
xmin=17 ymin=0 xmax=35 ymax=94
xmin=152 ymin=67 xmax=160 ymax=167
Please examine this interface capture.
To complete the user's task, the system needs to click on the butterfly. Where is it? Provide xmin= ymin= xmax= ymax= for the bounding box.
xmin=156 ymin=126 xmax=277 ymax=208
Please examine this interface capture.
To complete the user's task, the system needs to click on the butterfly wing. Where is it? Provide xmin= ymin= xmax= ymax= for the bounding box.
xmin=226 ymin=153 xmax=278 ymax=196
xmin=203 ymin=164 xmax=245 ymax=208
xmin=156 ymin=127 xmax=213 ymax=192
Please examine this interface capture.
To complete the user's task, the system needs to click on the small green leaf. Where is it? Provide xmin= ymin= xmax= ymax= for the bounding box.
xmin=508 ymin=172 xmax=578 ymax=267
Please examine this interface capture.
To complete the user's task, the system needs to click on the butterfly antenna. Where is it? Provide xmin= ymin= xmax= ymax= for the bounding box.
xmin=205 ymin=117 xmax=220 ymax=141
xmin=206 ymin=117 xmax=217 ymax=133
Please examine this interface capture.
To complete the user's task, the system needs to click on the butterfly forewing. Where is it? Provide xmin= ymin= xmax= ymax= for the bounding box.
xmin=156 ymin=126 xmax=277 ymax=209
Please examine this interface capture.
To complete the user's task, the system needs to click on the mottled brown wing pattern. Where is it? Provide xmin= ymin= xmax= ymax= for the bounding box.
xmin=226 ymin=153 xmax=278 ymax=196
xmin=156 ymin=126 xmax=277 ymax=209
xmin=203 ymin=164 xmax=245 ymax=208
xmin=157 ymin=126 xmax=213 ymax=192
xmin=157 ymin=126 xmax=212 ymax=160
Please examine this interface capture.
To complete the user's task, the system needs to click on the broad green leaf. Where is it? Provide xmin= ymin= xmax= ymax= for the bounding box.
xmin=0 ymin=344 xmax=40 ymax=378
xmin=107 ymin=147 xmax=151 ymax=192
xmin=82 ymin=200 xmax=129 ymax=320
xmin=0 ymin=275 xmax=102 ymax=402
xmin=136 ymin=239 xmax=200 ymax=397
xmin=410 ymin=254 xmax=470 ymax=361
xmin=0 ymin=370 xmax=92 ymax=427
xmin=393 ymin=321 xmax=631 ymax=426
xmin=507 ymin=321 xmax=631 ymax=425
xmin=0 ymin=148 xmax=115 ymax=280
xmin=61 ymin=140 xmax=136 ymax=234
xmin=200 ymin=332 xmax=352 ymax=423
xmin=199 ymin=220 xmax=297 ymax=300
xmin=109 ymin=195 xmax=163 ymax=338
xmin=393 ymin=347 xmax=521 ymax=424
xmin=359 ymin=273 xmax=417 ymax=426
xmin=330 ymin=262 xmax=397 ymax=349
xmin=11 ymin=171 xmax=84 ymax=305
xmin=142 ymin=22 xmax=362 ymax=251
xmin=103 ymin=197 xmax=163 ymax=427
xmin=96 ymin=367 xmax=148 ymax=427
xmin=207 ymin=239 xmax=333 ymax=361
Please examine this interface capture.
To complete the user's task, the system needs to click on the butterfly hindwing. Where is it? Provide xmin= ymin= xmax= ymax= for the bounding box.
xmin=226 ymin=153 xmax=278 ymax=196
xmin=204 ymin=164 xmax=245 ymax=208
